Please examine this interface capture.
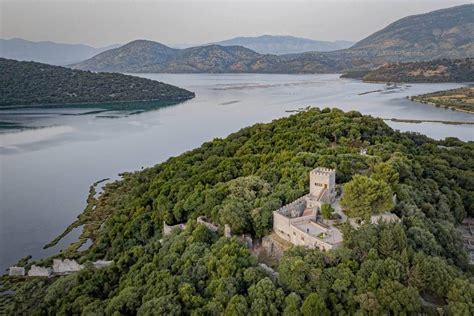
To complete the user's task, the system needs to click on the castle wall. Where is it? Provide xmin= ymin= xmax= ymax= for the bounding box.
xmin=163 ymin=221 xmax=186 ymax=236
xmin=273 ymin=211 xmax=291 ymax=241
xmin=28 ymin=265 xmax=51 ymax=277
xmin=92 ymin=260 xmax=113 ymax=269
xmin=197 ymin=216 xmax=219 ymax=232
xmin=289 ymin=214 xmax=316 ymax=225
xmin=275 ymin=195 xmax=308 ymax=218
xmin=53 ymin=259 xmax=84 ymax=274
xmin=9 ymin=266 xmax=25 ymax=276
xmin=290 ymin=225 xmax=339 ymax=251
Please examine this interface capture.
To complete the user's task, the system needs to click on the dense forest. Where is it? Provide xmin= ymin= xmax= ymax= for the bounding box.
xmin=2 ymin=109 xmax=473 ymax=314
xmin=410 ymin=86 xmax=474 ymax=114
xmin=0 ymin=58 xmax=194 ymax=107
xmin=360 ymin=58 xmax=473 ymax=83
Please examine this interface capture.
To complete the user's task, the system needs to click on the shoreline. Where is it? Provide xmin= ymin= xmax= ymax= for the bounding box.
xmin=0 ymin=95 xmax=194 ymax=110
xmin=408 ymin=96 xmax=474 ymax=115
xmin=383 ymin=117 xmax=474 ymax=125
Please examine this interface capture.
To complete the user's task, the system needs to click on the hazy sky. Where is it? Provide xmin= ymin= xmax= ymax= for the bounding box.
xmin=1 ymin=0 xmax=470 ymax=47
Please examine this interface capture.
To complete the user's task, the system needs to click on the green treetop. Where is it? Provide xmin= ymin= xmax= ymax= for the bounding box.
xmin=341 ymin=174 xmax=394 ymax=220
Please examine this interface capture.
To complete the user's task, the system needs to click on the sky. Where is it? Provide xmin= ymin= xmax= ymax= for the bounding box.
xmin=0 ymin=0 xmax=470 ymax=48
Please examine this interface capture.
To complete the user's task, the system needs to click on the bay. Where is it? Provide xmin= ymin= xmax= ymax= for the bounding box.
xmin=0 ymin=74 xmax=472 ymax=272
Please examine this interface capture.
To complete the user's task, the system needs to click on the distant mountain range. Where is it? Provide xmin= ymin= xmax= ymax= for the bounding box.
xmin=72 ymin=4 xmax=474 ymax=74
xmin=0 ymin=38 xmax=121 ymax=65
xmin=209 ymin=35 xmax=353 ymax=55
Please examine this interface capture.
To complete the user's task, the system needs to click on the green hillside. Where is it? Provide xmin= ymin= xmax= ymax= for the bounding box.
xmin=0 ymin=58 xmax=194 ymax=107
xmin=410 ymin=86 xmax=474 ymax=114
xmin=350 ymin=4 xmax=474 ymax=61
xmin=3 ymin=109 xmax=473 ymax=314
xmin=361 ymin=58 xmax=473 ymax=83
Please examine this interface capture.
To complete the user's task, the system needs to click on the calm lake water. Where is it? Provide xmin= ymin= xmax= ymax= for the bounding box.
xmin=0 ymin=74 xmax=472 ymax=272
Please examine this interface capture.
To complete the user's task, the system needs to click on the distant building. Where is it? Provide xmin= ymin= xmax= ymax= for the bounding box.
xmin=8 ymin=259 xmax=112 ymax=279
xmin=53 ymin=259 xmax=84 ymax=274
xmin=28 ymin=265 xmax=52 ymax=277
xmin=8 ymin=266 xmax=25 ymax=276
xmin=92 ymin=260 xmax=113 ymax=269
xmin=273 ymin=167 xmax=343 ymax=251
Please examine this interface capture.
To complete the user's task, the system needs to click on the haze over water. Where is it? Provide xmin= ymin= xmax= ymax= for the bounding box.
xmin=0 ymin=74 xmax=472 ymax=271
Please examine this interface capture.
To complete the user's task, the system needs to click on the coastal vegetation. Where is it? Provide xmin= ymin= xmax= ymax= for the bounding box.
xmin=2 ymin=108 xmax=473 ymax=314
xmin=361 ymin=58 xmax=473 ymax=83
xmin=0 ymin=58 xmax=194 ymax=107
xmin=409 ymin=86 xmax=474 ymax=114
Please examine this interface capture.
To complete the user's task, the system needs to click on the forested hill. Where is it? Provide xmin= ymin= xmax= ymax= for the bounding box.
xmin=360 ymin=58 xmax=474 ymax=83
xmin=0 ymin=58 xmax=194 ymax=107
xmin=4 ymin=109 xmax=473 ymax=314
xmin=72 ymin=4 xmax=474 ymax=73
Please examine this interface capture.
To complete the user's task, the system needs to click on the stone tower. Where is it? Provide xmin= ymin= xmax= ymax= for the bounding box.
xmin=309 ymin=167 xmax=336 ymax=203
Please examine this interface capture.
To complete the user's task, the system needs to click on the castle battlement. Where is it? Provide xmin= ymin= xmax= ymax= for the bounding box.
xmin=310 ymin=167 xmax=335 ymax=176
xmin=276 ymin=194 xmax=309 ymax=218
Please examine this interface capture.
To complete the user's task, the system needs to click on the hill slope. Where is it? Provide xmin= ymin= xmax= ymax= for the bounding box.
xmin=361 ymin=58 xmax=474 ymax=82
xmin=350 ymin=4 xmax=474 ymax=61
xmin=71 ymin=40 xmax=360 ymax=73
xmin=72 ymin=40 xmax=179 ymax=73
xmin=72 ymin=40 xmax=264 ymax=73
xmin=0 ymin=38 xmax=121 ymax=65
xmin=0 ymin=58 xmax=194 ymax=107
xmin=72 ymin=4 xmax=474 ymax=73
xmin=211 ymin=35 xmax=353 ymax=55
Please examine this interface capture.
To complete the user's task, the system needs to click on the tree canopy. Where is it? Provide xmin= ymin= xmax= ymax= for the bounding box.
xmin=341 ymin=174 xmax=394 ymax=219
xmin=3 ymin=108 xmax=473 ymax=315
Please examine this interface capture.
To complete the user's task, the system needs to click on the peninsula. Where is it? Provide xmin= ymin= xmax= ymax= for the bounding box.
xmin=0 ymin=58 xmax=194 ymax=107
xmin=3 ymin=108 xmax=473 ymax=315
xmin=409 ymin=86 xmax=474 ymax=114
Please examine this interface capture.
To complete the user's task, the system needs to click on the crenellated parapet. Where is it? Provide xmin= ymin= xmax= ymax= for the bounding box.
xmin=310 ymin=167 xmax=335 ymax=176
xmin=310 ymin=167 xmax=336 ymax=204
xmin=275 ymin=194 xmax=309 ymax=218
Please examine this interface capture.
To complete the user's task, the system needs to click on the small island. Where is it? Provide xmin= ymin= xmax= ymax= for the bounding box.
xmin=409 ymin=86 xmax=474 ymax=114
xmin=0 ymin=58 xmax=195 ymax=107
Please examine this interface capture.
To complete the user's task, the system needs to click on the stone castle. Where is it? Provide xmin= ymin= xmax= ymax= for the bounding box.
xmin=273 ymin=167 xmax=343 ymax=251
